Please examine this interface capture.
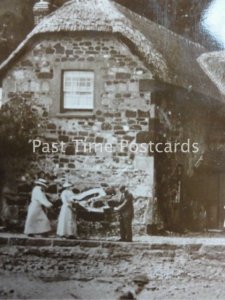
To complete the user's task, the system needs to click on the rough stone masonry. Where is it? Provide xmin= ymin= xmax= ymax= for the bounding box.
xmin=2 ymin=32 xmax=156 ymax=228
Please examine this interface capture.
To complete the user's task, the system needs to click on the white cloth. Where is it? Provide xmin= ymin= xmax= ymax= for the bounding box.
xmin=74 ymin=188 xmax=106 ymax=201
xmin=56 ymin=189 xmax=77 ymax=237
xmin=24 ymin=186 xmax=52 ymax=235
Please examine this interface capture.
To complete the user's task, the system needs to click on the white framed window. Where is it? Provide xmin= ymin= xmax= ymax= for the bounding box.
xmin=62 ymin=70 xmax=94 ymax=111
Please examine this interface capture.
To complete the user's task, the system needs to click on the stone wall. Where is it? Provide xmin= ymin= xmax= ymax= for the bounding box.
xmin=2 ymin=32 xmax=155 ymax=229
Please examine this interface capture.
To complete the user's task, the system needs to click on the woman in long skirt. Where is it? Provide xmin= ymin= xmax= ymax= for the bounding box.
xmin=24 ymin=178 xmax=52 ymax=236
xmin=57 ymin=182 xmax=77 ymax=238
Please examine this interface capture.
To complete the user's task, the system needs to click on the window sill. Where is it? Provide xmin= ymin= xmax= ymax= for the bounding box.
xmin=56 ymin=112 xmax=95 ymax=119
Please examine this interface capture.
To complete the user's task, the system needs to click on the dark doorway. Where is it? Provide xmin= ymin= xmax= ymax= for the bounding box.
xmin=185 ymin=171 xmax=225 ymax=230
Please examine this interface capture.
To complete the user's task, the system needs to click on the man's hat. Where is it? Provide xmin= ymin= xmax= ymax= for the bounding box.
xmin=119 ymin=185 xmax=127 ymax=192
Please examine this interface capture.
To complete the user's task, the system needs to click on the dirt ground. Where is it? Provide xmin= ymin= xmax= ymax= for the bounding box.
xmin=1 ymin=241 xmax=225 ymax=300
xmin=1 ymin=272 xmax=225 ymax=300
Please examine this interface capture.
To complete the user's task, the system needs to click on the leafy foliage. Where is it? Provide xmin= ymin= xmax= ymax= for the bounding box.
xmin=115 ymin=0 xmax=217 ymax=49
xmin=0 ymin=0 xmax=35 ymax=63
xmin=0 ymin=97 xmax=38 ymax=158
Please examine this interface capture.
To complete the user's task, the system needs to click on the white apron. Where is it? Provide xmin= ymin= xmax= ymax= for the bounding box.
xmin=24 ymin=186 xmax=52 ymax=235
xmin=57 ymin=189 xmax=77 ymax=237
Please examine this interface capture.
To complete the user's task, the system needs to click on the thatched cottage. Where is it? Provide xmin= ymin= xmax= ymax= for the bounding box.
xmin=0 ymin=0 xmax=225 ymax=233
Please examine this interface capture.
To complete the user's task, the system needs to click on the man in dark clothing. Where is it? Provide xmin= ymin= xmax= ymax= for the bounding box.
xmin=115 ymin=186 xmax=134 ymax=242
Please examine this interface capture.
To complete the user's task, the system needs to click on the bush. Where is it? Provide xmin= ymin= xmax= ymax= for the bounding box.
xmin=0 ymin=96 xmax=39 ymax=187
xmin=0 ymin=96 xmax=38 ymax=158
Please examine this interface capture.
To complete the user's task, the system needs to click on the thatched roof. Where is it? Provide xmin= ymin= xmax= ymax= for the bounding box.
xmin=197 ymin=51 xmax=225 ymax=96
xmin=0 ymin=0 xmax=223 ymax=101
xmin=116 ymin=3 xmax=222 ymax=101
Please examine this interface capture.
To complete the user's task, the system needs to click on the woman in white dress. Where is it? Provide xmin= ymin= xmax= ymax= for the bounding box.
xmin=24 ymin=178 xmax=53 ymax=236
xmin=57 ymin=182 xmax=78 ymax=238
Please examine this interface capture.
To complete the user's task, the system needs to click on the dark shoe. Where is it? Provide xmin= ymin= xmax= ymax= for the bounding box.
xmin=68 ymin=235 xmax=77 ymax=240
xmin=40 ymin=233 xmax=49 ymax=238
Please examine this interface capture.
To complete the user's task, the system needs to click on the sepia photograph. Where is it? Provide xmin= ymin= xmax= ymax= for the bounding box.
xmin=0 ymin=0 xmax=225 ymax=299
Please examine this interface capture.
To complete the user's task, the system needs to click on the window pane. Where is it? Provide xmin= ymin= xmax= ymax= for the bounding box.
xmin=63 ymin=71 xmax=94 ymax=109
